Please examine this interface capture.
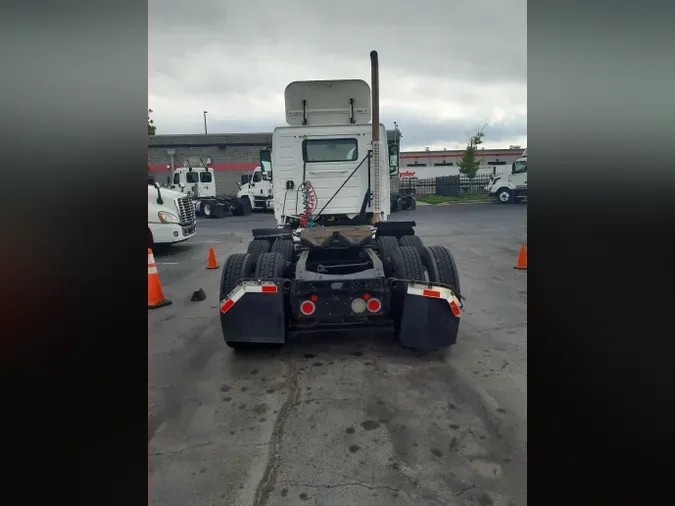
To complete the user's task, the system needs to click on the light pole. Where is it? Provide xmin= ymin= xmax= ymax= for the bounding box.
xmin=203 ymin=111 xmax=208 ymax=135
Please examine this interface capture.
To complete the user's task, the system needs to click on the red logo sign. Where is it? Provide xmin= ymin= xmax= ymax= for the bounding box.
xmin=399 ymin=170 xmax=416 ymax=178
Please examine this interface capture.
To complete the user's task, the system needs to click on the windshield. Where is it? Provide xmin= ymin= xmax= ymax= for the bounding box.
xmin=513 ymin=159 xmax=527 ymax=174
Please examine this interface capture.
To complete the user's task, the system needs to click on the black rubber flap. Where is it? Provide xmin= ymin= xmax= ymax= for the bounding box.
xmin=220 ymin=283 xmax=286 ymax=344
xmin=398 ymin=290 xmax=459 ymax=351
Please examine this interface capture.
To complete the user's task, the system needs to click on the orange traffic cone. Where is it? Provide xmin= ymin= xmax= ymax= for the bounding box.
xmin=207 ymin=248 xmax=219 ymax=270
xmin=148 ymin=249 xmax=172 ymax=309
xmin=514 ymin=244 xmax=527 ymax=270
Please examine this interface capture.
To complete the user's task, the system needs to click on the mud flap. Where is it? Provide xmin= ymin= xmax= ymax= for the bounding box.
xmin=219 ymin=280 xmax=286 ymax=344
xmin=397 ymin=282 xmax=461 ymax=351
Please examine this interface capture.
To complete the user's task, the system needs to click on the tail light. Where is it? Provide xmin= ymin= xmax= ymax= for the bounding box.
xmin=300 ymin=300 xmax=316 ymax=316
xmin=366 ymin=298 xmax=382 ymax=313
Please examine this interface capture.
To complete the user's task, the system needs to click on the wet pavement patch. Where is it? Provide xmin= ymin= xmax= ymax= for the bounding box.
xmin=345 ymin=427 xmax=355 ymax=434
xmin=361 ymin=420 xmax=381 ymax=431
xmin=303 ymin=353 xmax=316 ymax=359
xmin=349 ymin=444 xmax=360 ymax=453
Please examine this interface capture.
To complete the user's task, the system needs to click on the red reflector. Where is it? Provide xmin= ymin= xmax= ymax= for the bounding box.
xmin=366 ymin=298 xmax=381 ymax=312
xmin=449 ymin=300 xmax=461 ymax=317
xmin=310 ymin=295 xmax=318 ymax=302
xmin=363 ymin=293 xmax=371 ymax=300
xmin=261 ymin=285 xmax=277 ymax=293
xmin=220 ymin=299 xmax=235 ymax=313
xmin=423 ymin=289 xmax=441 ymax=298
xmin=300 ymin=301 xmax=316 ymax=315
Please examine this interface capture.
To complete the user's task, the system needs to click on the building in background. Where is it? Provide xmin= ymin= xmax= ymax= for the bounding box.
xmin=148 ymin=133 xmax=524 ymax=195
xmin=399 ymin=146 xmax=525 ymax=179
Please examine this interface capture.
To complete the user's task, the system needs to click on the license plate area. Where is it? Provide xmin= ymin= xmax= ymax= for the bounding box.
xmin=292 ymin=279 xmax=389 ymax=318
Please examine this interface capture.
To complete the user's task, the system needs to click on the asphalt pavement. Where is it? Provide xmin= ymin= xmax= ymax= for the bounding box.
xmin=149 ymin=202 xmax=527 ymax=506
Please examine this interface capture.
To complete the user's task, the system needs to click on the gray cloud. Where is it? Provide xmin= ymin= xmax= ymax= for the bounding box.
xmin=149 ymin=0 xmax=527 ymax=147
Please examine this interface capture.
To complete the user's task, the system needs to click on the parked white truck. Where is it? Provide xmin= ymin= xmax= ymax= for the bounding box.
xmin=218 ymin=51 xmax=463 ymax=353
xmin=486 ymin=147 xmax=527 ymax=203
xmin=170 ymin=165 xmax=253 ymax=218
xmin=236 ymin=166 xmax=274 ymax=211
xmin=148 ymin=182 xmax=197 ymax=248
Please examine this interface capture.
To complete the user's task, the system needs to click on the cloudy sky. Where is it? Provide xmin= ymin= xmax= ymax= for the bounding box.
xmin=149 ymin=0 xmax=527 ymax=151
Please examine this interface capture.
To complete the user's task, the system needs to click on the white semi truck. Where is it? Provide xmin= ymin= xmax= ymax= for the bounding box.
xmin=236 ymin=166 xmax=274 ymax=211
xmin=486 ymin=147 xmax=527 ymax=203
xmin=148 ymin=182 xmax=197 ymax=248
xmin=170 ymin=164 xmax=274 ymax=217
xmin=170 ymin=165 xmax=253 ymax=218
xmin=218 ymin=51 xmax=463 ymax=352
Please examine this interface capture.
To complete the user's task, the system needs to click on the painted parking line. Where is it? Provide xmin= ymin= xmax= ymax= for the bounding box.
xmin=156 ymin=262 xmax=179 ymax=265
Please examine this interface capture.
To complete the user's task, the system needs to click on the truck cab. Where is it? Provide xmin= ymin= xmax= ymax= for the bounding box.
xmin=170 ymin=166 xmax=216 ymax=198
xmin=148 ymin=183 xmax=197 ymax=247
xmin=236 ymin=166 xmax=274 ymax=211
xmin=487 ymin=148 xmax=527 ymax=203
xmin=260 ymin=79 xmax=395 ymax=228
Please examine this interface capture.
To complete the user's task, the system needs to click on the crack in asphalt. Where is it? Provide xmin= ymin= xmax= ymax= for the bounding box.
xmin=252 ymin=357 xmax=300 ymax=506
xmin=289 ymin=481 xmax=406 ymax=495
xmin=150 ymin=440 xmax=271 ymax=457
xmin=292 ymin=397 xmax=349 ymax=406
xmin=453 ymin=482 xmax=477 ymax=496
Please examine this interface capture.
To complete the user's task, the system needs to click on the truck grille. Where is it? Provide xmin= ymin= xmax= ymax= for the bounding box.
xmin=177 ymin=197 xmax=196 ymax=225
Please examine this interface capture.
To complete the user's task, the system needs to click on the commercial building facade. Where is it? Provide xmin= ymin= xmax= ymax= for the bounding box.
xmin=148 ymin=133 xmax=525 ymax=195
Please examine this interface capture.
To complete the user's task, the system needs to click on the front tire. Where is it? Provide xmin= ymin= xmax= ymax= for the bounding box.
xmin=496 ymin=187 xmax=513 ymax=204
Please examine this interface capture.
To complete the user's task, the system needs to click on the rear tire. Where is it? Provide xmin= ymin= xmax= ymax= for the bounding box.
xmin=391 ymin=246 xmax=426 ymax=282
xmin=254 ymin=252 xmax=286 ymax=278
xmin=399 ymin=235 xmax=425 ymax=256
xmin=247 ymin=239 xmax=271 ymax=254
xmin=240 ymin=253 xmax=258 ymax=279
xmin=427 ymin=245 xmax=461 ymax=294
xmin=271 ymin=238 xmax=295 ymax=264
xmin=377 ymin=236 xmax=400 ymax=276
xmin=220 ymin=253 xmax=248 ymax=299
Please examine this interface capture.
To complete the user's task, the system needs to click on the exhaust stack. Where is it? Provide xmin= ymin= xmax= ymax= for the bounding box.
xmin=369 ymin=50 xmax=382 ymax=222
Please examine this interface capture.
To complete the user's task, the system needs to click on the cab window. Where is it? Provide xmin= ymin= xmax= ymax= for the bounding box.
xmin=173 ymin=173 xmax=181 ymax=184
xmin=252 ymin=171 xmax=262 ymax=183
xmin=199 ymin=171 xmax=212 ymax=183
xmin=303 ymin=138 xmax=358 ymax=163
xmin=186 ymin=172 xmax=199 ymax=183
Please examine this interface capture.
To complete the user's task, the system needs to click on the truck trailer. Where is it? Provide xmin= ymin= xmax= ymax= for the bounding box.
xmin=219 ymin=51 xmax=462 ymax=352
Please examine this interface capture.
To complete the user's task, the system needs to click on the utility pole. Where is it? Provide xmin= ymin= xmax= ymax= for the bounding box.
xmin=203 ymin=111 xmax=208 ymax=134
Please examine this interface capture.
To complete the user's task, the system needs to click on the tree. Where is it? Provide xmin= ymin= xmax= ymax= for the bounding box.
xmin=457 ymin=125 xmax=487 ymax=179
xmin=148 ymin=108 xmax=156 ymax=135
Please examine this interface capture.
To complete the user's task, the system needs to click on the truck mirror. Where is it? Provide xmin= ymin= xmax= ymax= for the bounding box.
xmin=511 ymin=162 xmax=516 ymax=172
xmin=388 ymin=144 xmax=399 ymax=175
